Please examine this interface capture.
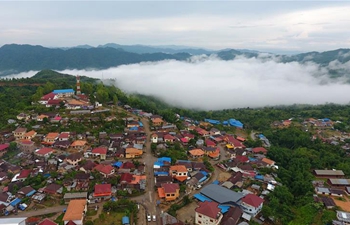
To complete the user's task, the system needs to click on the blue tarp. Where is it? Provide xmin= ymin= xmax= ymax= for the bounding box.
xmin=129 ymin=127 xmax=138 ymax=130
xmin=201 ymin=171 xmax=209 ymax=176
xmin=26 ymin=190 xmax=36 ymax=197
xmin=249 ymin=157 xmax=258 ymax=162
xmin=194 ymin=193 xmax=212 ymax=202
xmin=222 ymin=121 xmax=229 ymax=125
xmin=158 ymin=157 xmax=171 ymax=163
xmin=122 ymin=216 xmax=130 ymax=224
xmin=218 ymin=205 xmax=230 ymax=213
xmin=139 ymin=122 xmax=143 ymax=127
xmin=255 ymin=175 xmax=264 ymax=180
xmin=199 ymin=176 xmax=207 ymax=183
xmin=111 ymin=197 xmax=117 ymax=202
xmin=10 ymin=198 xmax=21 ymax=206
xmin=205 ymin=119 xmax=221 ymax=125
xmin=212 ymin=180 xmax=219 ymax=185
xmin=228 ymin=119 xmax=243 ymax=128
xmin=258 ymin=134 xmax=266 ymax=139
xmin=44 ymin=174 xmax=51 ymax=178
xmin=113 ymin=161 xmax=123 ymax=168
xmin=322 ymin=118 xmax=330 ymax=122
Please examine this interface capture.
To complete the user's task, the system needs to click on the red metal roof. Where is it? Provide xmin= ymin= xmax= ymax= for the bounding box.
xmin=120 ymin=173 xmax=133 ymax=183
xmin=252 ymin=147 xmax=267 ymax=154
xmin=162 ymin=183 xmax=179 ymax=194
xmin=94 ymin=183 xmax=111 ymax=195
xmin=0 ymin=143 xmax=9 ymax=152
xmin=94 ymin=164 xmax=114 ymax=175
xmin=241 ymin=194 xmax=264 ymax=208
xmin=92 ymin=147 xmax=107 ymax=155
xmin=41 ymin=92 xmax=56 ymax=100
xmin=195 ymin=201 xmax=221 ymax=219
xmin=38 ymin=218 xmax=58 ymax=225
xmin=18 ymin=169 xmax=31 ymax=179
xmin=36 ymin=147 xmax=54 ymax=155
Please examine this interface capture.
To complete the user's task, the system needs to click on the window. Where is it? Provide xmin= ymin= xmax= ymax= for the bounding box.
xmin=198 ymin=221 xmax=202 ymax=224
xmin=171 ymin=194 xmax=175 ymax=196
xmin=199 ymin=215 xmax=202 ymax=218
xmin=166 ymin=194 xmax=170 ymax=197
xmin=210 ymin=219 xmax=213 ymax=222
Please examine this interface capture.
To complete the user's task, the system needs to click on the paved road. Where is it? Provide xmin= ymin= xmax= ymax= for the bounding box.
xmin=6 ymin=205 xmax=66 ymax=218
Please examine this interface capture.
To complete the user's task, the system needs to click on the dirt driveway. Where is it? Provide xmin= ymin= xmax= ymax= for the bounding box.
xmin=332 ymin=196 xmax=350 ymax=212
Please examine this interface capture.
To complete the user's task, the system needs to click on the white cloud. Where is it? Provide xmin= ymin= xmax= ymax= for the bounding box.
xmin=25 ymin=56 xmax=347 ymax=110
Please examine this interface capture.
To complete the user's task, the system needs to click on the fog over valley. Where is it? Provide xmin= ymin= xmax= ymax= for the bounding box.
xmin=5 ymin=55 xmax=350 ymax=110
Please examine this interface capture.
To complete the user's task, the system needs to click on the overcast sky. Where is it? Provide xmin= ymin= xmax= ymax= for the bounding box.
xmin=1 ymin=1 xmax=350 ymax=52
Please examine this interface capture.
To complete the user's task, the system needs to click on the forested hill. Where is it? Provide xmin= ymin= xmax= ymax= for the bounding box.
xmin=0 ymin=44 xmax=191 ymax=76
xmin=1 ymin=43 xmax=350 ymax=77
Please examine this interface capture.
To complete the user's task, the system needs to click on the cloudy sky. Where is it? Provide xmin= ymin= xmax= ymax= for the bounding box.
xmin=1 ymin=1 xmax=350 ymax=53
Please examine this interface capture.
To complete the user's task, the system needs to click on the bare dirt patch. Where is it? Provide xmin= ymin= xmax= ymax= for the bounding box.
xmin=176 ymin=201 xmax=198 ymax=224
xmin=217 ymin=171 xmax=232 ymax=182
xmin=332 ymin=196 xmax=350 ymax=212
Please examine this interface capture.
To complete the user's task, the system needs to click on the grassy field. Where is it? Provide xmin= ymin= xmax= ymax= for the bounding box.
xmin=93 ymin=212 xmax=124 ymax=225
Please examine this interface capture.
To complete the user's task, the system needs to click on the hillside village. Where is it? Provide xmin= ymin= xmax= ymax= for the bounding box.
xmin=1 ymin=77 xmax=350 ymax=225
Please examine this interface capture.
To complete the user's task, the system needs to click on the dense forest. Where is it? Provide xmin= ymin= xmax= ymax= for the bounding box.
xmin=2 ymin=70 xmax=350 ymax=224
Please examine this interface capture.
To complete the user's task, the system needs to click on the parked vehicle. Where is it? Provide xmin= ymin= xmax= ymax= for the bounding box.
xmin=147 ymin=214 xmax=151 ymax=222
xmin=152 ymin=215 xmax=156 ymax=222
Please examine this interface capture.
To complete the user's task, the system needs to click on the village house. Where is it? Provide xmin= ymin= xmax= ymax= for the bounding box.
xmin=94 ymin=164 xmax=115 ymax=178
xmin=240 ymin=194 xmax=264 ymax=216
xmin=18 ymin=140 xmax=36 ymax=153
xmin=13 ymin=127 xmax=27 ymax=140
xmin=62 ymin=199 xmax=87 ymax=225
xmin=189 ymin=149 xmax=205 ymax=158
xmin=118 ymin=161 xmax=135 ymax=173
xmin=314 ymin=170 xmax=345 ymax=178
xmin=43 ymin=133 xmax=59 ymax=145
xmin=43 ymin=183 xmax=63 ymax=195
xmin=220 ymin=206 xmax=243 ymax=225
xmin=63 ymin=192 xmax=88 ymax=204
xmin=37 ymin=114 xmax=49 ymax=122
xmin=152 ymin=117 xmax=164 ymax=127
xmin=66 ymin=153 xmax=82 ymax=166
xmin=35 ymin=147 xmax=54 ymax=158
xmin=125 ymin=147 xmax=143 ymax=158
xmin=91 ymin=147 xmax=108 ymax=160
xmin=17 ymin=113 xmax=30 ymax=121
xmin=158 ymin=183 xmax=180 ymax=201
xmin=70 ymin=140 xmax=87 ymax=150
xmin=0 ymin=144 xmax=9 ymax=157
xmin=164 ymin=134 xmax=176 ymax=143
xmin=195 ymin=201 xmax=223 ymax=225
xmin=58 ymin=132 xmax=70 ymax=141
xmin=38 ymin=218 xmax=58 ymax=225
xmin=93 ymin=183 xmax=112 ymax=200
xmin=169 ymin=165 xmax=188 ymax=182
xmin=23 ymin=130 xmax=37 ymax=140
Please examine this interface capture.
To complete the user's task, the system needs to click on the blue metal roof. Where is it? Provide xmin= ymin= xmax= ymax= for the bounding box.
xmin=26 ymin=190 xmax=36 ymax=197
xmin=228 ymin=119 xmax=243 ymax=128
xmin=138 ymin=122 xmax=143 ymax=127
xmin=194 ymin=193 xmax=212 ymax=202
xmin=212 ymin=180 xmax=219 ymax=185
xmin=154 ymin=171 xmax=168 ymax=176
xmin=158 ymin=157 xmax=171 ymax=163
xmin=201 ymin=171 xmax=209 ymax=176
xmin=255 ymin=175 xmax=264 ymax=180
xmin=122 ymin=216 xmax=130 ymax=224
xmin=205 ymin=119 xmax=221 ymax=125
xmin=10 ymin=198 xmax=21 ymax=206
xmin=219 ymin=205 xmax=230 ymax=213
xmin=53 ymin=89 xmax=75 ymax=94
xmin=113 ymin=161 xmax=123 ymax=167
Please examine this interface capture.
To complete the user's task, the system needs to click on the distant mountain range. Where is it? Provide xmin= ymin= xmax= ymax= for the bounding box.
xmin=0 ymin=43 xmax=349 ymax=76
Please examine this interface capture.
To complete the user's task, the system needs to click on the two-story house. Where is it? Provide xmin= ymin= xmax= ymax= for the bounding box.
xmin=66 ymin=153 xmax=82 ymax=166
xmin=158 ymin=183 xmax=180 ymax=201
xmin=195 ymin=201 xmax=223 ymax=225
xmin=13 ymin=127 xmax=27 ymax=140
xmin=240 ymin=194 xmax=264 ymax=216
xmin=169 ymin=165 xmax=188 ymax=182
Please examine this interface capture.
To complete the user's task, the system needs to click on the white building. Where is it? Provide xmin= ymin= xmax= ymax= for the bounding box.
xmin=0 ymin=217 xmax=27 ymax=225
xmin=240 ymin=194 xmax=264 ymax=216
xmin=195 ymin=201 xmax=223 ymax=225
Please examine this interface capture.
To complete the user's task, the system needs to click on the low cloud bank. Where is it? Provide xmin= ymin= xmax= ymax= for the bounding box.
xmin=5 ymin=56 xmax=350 ymax=110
